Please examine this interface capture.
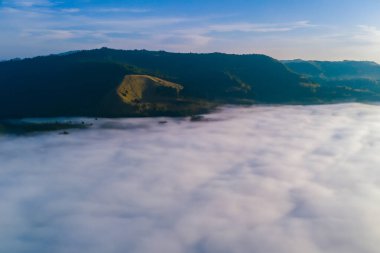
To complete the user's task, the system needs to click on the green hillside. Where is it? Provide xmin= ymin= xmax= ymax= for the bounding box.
xmin=283 ymin=60 xmax=380 ymax=79
xmin=283 ymin=60 xmax=380 ymax=102
xmin=100 ymin=74 xmax=212 ymax=117
xmin=0 ymin=48 xmax=319 ymax=118
xmin=1 ymin=48 xmax=380 ymax=118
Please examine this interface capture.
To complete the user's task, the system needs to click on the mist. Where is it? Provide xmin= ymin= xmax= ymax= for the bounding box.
xmin=1 ymin=103 xmax=380 ymax=253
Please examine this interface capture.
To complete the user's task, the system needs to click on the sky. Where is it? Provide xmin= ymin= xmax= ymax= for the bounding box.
xmin=1 ymin=0 xmax=380 ymax=61
xmin=1 ymin=103 xmax=380 ymax=253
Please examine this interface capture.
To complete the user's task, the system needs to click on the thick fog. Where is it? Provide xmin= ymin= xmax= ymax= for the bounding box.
xmin=1 ymin=103 xmax=380 ymax=253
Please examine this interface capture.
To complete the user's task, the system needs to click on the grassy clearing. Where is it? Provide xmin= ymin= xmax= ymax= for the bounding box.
xmin=117 ymin=75 xmax=183 ymax=104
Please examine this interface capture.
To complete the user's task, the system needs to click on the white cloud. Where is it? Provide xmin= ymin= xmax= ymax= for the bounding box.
xmin=1 ymin=103 xmax=380 ymax=252
xmin=355 ymin=25 xmax=380 ymax=44
xmin=61 ymin=8 xmax=80 ymax=13
xmin=1 ymin=0 xmax=380 ymax=62
xmin=208 ymin=20 xmax=314 ymax=33
xmin=92 ymin=7 xmax=150 ymax=13
xmin=5 ymin=0 xmax=54 ymax=7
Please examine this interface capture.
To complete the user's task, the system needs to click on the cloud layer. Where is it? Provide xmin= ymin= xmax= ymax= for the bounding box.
xmin=1 ymin=103 xmax=380 ymax=253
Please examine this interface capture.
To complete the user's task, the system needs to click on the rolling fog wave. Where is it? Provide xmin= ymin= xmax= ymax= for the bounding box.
xmin=1 ymin=103 xmax=380 ymax=253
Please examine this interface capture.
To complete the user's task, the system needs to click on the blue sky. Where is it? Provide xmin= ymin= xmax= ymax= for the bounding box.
xmin=1 ymin=0 xmax=380 ymax=61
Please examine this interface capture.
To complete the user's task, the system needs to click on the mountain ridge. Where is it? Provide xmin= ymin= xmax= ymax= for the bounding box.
xmin=1 ymin=48 xmax=380 ymax=118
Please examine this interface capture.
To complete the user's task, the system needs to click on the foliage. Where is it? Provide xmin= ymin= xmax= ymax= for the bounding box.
xmin=2 ymin=48 xmax=380 ymax=118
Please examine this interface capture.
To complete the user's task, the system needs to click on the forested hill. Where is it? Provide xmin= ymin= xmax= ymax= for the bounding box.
xmin=283 ymin=60 xmax=380 ymax=102
xmin=0 ymin=48 xmax=379 ymax=118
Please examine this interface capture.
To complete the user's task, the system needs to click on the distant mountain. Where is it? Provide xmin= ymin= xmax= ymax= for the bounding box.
xmin=283 ymin=59 xmax=380 ymax=79
xmin=283 ymin=59 xmax=380 ymax=103
xmin=0 ymin=48 xmax=380 ymax=118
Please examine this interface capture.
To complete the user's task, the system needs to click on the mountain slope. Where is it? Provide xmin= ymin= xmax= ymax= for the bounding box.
xmin=65 ymin=48 xmax=314 ymax=102
xmin=0 ymin=48 xmax=318 ymax=118
xmin=117 ymin=75 xmax=183 ymax=104
xmin=99 ymin=74 xmax=204 ymax=117
xmin=283 ymin=60 xmax=380 ymax=102
xmin=2 ymin=48 xmax=379 ymax=118
xmin=283 ymin=60 xmax=380 ymax=79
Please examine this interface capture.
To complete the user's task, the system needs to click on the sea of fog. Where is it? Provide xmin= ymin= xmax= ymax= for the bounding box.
xmin=1 ymin=103 xmax=380 ymax=253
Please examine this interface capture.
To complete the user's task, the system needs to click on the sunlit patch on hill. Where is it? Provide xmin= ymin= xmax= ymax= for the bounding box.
xmin=117 ymin=75 xmax=183 ymax=104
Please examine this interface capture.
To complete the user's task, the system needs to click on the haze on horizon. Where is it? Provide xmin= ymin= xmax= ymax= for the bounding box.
xmin=1 ymin=0 xmax=380 ymax=62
